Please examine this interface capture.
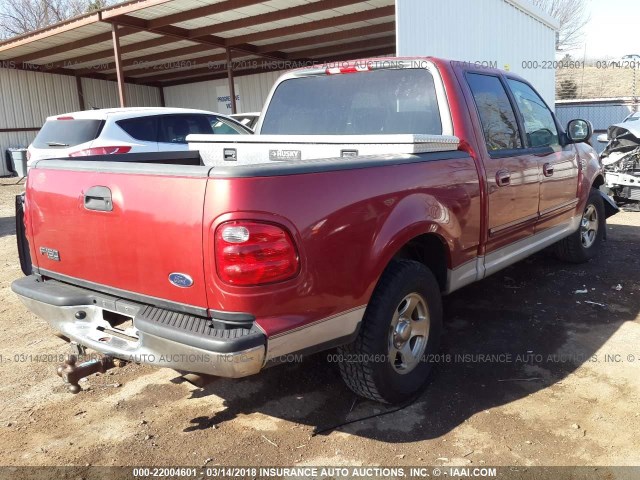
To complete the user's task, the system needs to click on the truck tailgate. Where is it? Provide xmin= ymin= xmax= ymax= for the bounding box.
xmin=26 ymin=161 xmax=211 ymax=313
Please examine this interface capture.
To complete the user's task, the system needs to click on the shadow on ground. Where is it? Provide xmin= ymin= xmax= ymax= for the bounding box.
xmin=181 ymin=220 xmax=640 ymax=442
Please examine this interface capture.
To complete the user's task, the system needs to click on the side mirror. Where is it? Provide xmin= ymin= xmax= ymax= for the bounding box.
xmin=597 ymin=133 xmax=609 ymax=143
xmin=567 ymin=119 xmax=592 ymax=143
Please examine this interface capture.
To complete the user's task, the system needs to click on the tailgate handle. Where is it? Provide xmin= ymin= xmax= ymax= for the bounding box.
xmin=84 ymin=186 xmax=113 ymax=212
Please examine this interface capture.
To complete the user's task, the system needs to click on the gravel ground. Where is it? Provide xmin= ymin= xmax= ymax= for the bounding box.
xmin=0 ymin=177 xmax=638 ymax=470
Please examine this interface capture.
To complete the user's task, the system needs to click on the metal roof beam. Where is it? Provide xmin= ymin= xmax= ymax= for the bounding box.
xmin=0 ymin=60 xmax=148 ymax=85
xmin=155 ymin=65 xmax=280 ymax=87
xmin=280 ymin=35 xmax=396 ymax=60
xmin=225 ymin=5 xmax=395 ymax=46
xmin=58 ymin=36 xmax=171 ymax=70
xmin=8 ymin=26 xmax=138 ymax=63
xmin=130 ymin=62 xmax=232 ymax=83
xmin=79 ymin=22 xmax=396 ymax=77
xmin=143 ymin=41 xmax=396 ymax=85
xmin=120 ymin=50 xmax=227 ymax=76
xmin=104 ymin=15 xmax=288 ymax=62
xmin=146 ymin=0 xmax=266 ymax=29
xmin=256 ymin=21 xmax=395 ymax=54
xmin=187 ymin=0 xmax=371 ymax=39
xmin=74 ymin=45 xmax=227 ymax=76
xmin=157 ymin=46 xmax=396 ymax=87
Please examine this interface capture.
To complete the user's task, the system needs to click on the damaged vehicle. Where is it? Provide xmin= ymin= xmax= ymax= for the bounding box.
xmin=599 ymin=120 xmax=640 ymax=202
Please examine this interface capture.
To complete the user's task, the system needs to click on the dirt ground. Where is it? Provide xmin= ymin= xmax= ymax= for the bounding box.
xmin=0 ymin=176 xmax=638 ymax=469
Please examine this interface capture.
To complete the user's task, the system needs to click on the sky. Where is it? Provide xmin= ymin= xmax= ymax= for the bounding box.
xmin=566 ymin=0 xmax=640 ymax=59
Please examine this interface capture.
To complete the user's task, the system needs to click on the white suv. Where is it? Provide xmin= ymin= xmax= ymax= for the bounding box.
xmin=27 ymin=107 xmax=251 ymax=165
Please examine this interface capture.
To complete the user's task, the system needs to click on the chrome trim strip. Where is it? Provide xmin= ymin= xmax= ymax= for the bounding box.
xmin=489 ymin=213 xmax=538 ymax=236
xmin=539 ymin=198 xmax=579 ymax=218
xmin=489 ymin=199 xmax=579 ymax=237
xmin=446 ymin=256 xmax=485 ymax=294
xmin=265 ymin=306 xmax=366 ymax=361
xmin=37 ymin=268 xmax=208 ymax=317
xmin=483 ymin=215 xmax=580 ymax=278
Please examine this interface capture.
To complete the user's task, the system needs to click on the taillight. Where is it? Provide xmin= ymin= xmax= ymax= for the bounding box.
xmin=215 ymin=221 xmax=299 ymax=286
xmin=69 ymin=146 xmax=131 ymax=157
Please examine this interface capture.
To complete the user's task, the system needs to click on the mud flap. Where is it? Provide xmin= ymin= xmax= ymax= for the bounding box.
xmin=600 ymin=190 xmax=620 ymax=219
xmin=15 ymin=193 xmax=32 ymax=276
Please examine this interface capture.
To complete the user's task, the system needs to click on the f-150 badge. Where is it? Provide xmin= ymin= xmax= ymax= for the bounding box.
xmin=39 ymin=247 xmax=60 ymax=261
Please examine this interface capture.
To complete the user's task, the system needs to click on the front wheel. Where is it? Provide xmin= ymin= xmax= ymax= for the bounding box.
xmin=337 ymin=260 xmax=443 ymax=404
xmin=555 ymin=188 xmax=606 ymax=263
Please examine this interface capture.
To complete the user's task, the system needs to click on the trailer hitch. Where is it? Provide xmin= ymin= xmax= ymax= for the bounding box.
xmin=56 ymin=355 xmax=125 ymax=393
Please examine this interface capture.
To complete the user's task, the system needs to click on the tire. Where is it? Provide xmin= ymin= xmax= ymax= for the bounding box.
xmin=337 ymin=260 xmax=443 ymax=404
xmin=555 ymin=188 xmax=606 ymax=263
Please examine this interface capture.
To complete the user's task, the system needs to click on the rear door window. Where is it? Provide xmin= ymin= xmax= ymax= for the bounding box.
xmin=116 ymin=116 xmax=158 ymax=142
xmin=32 ymin=119 xmax=104 ymax=149
xmin=466 ymin=73 xmax=523 ymax=152
xmin=506 ymin=79 xmax=559 ymax=148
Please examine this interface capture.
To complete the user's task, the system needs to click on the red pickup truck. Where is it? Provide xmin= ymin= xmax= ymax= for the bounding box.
xmin=13 ymin=58 xmax=617 ymax=404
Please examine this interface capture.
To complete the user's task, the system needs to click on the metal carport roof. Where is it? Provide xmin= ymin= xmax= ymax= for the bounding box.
xmin=0 ymin=0 xmax=396 ymax=109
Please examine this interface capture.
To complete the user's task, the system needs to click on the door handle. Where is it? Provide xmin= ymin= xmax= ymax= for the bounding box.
xmin=84 ymin=186 xmax=113 ymax=212
xmin=543 ymin=162 xmax=554 ymax=177
xmin=496 ymin=169 xmax=511 ymax=187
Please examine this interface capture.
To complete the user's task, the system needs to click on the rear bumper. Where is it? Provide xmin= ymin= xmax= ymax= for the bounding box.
xmin=12 ymin=275 xmax=266 ymax=378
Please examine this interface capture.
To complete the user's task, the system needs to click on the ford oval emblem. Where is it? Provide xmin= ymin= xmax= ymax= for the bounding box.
xmin=169 ymin=273 xmax=193 ymax=288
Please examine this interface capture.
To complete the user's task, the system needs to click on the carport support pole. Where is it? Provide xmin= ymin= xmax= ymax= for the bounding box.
xmin=226 ymin=48 xmax=237 ymax=114
xmin=111 ymin=23 xmax=127 ymax=108
xmin=75 ymin=76 xmax=85 ymax=110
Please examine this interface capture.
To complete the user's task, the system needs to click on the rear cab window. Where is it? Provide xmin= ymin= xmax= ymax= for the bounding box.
xmin=260 ymin=68 xmax=443 ymax=135
xmin=32 ymin=119 xmax=104 ymax=149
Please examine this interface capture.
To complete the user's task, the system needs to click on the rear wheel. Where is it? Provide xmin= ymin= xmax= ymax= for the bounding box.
xmin=337 ymin=260 xmax=443 ymax=404
xmin=555 ymin=188 xmax=606 ymax=263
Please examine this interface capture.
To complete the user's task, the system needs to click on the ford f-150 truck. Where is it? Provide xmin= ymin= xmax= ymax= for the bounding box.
xmin=12 ymin=58 xmax=617 ymax=404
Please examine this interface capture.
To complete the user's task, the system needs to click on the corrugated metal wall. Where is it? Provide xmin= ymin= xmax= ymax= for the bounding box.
xmin=0 ymin=68 xmax=80 ymax=176
xmin=81 ymin=78 xmax=162 ymax=110
xmin=0 ymin=68 xmax=80 ymax=128
xmin=163 ymin=70 xmax=283 ymax=114
xmin=0 ymin=68 xmax=161 ymax=175
xmin=396 ymin=0 xmax=558 ymax=107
